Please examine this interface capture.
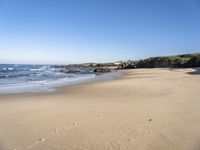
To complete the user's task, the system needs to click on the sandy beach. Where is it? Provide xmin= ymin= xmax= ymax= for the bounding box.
xmin=0 ymin=68 xmax=200 ymax=150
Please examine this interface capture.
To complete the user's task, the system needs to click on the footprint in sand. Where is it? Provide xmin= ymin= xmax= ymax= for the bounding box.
xmin=54 ymin=122 xmax=78 ymax=133
xmin=50 ymin=123 xmax=78 ymax=136
xmin=27 ymin=138 xmax=48 ymax=149
xmin=28 ymin=123 xmax=78 ymax=149
xmin=54 ymin=128 xmax=62 ymax=133
xmin=55 ymin=128 xmax=60 ymax=133
xmin=64 ymin=122 xmax=79 ymax=130
xmin=72 ymin=122 xmax=78 ymax=127
xmin=96 ymin=115 xmax=100 ymax=119
xmin=38 ymin=138 xmax=47 ymax=142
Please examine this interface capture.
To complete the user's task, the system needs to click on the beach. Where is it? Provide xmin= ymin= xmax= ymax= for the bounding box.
xmin=0 ymin=68 xmax=200 ymax=150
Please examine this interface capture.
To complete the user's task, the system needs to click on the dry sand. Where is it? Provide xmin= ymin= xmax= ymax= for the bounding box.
xmin=0 ymin=68 xmax=200 ymax=150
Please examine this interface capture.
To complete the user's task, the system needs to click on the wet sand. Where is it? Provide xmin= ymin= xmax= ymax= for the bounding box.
xmin=0 ymin=68 xmax=200 ymax=150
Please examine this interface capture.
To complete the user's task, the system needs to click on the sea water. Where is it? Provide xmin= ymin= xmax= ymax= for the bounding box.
xmin=0 ymin=64 xmax=122 ymax=94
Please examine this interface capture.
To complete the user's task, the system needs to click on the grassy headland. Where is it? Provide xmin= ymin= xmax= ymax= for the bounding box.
xmin=118 ymin=53 xmax=200 ymax=69
xmin=54 ymin=53 xmax=200 ymax=73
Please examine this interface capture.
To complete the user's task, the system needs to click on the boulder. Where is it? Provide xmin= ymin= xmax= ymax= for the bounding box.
xmin=93 ymin=68 xmax=111 ymax=73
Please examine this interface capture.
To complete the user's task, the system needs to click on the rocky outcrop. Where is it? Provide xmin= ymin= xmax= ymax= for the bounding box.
xmin=117 ymin=60 xmax=137 ymax=69
xmin=136 ymin=53 xmax=200 ymax=68
xmin=117 ymin=53 xmax=200 ymax=69
xmin=54 ymin=53 xmax=200 ymax=71
xmin=93 ymin=68 xmax=111 ymax=73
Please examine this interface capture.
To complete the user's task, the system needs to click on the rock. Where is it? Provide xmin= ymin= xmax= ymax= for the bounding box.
xmin=93 ymin=68 xmax=111 ymax=73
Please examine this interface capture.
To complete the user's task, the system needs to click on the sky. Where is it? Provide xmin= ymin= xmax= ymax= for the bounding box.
xmin=0 ymin=0 xmax=200 ymax=64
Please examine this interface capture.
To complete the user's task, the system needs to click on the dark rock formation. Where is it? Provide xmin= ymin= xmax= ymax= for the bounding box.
xmin=117 ymin=60 xmax=137 ymax=69
xmin=54 ymin=53 xmax=200 ymax=70
xmin=93 ymin=68 xmax=111 ymax=73
xmin=185 ymin=55 xmax=200 ymax=67
xmin=136 ymin=53 xmax=200 ymax=68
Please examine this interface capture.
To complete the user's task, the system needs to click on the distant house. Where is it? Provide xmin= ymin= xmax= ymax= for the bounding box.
xmin=114 ymin=62 xmax=121 ymax=65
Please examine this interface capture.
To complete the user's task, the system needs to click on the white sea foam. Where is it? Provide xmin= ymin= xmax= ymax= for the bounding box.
xmin=0 ymin=68 xmax=15 ymax=72
xmin=0 ymin=71 xmax=123 ymax=94
xmin=30 ymin=66 xmax=49 ymax=71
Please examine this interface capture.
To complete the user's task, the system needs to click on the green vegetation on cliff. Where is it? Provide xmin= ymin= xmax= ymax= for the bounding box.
xmin=55 ymin=53 xmax=200 ymax=71
xmin=118 ymin=53 xmax=200 ymax=69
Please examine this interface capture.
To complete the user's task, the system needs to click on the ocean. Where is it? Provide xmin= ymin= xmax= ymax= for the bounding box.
xmin=0 ymin=64 xmax=122 ymax=94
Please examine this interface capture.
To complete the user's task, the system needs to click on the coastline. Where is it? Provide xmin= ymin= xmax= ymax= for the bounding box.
xmin=0 ymin=70 xmax=125 ymax=95
xmin=0 ymin=68 xmax=200 ymax=150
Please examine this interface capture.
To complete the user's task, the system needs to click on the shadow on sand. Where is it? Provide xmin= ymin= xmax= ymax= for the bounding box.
xmin=187 ymin=67 xmax=200 ymax=75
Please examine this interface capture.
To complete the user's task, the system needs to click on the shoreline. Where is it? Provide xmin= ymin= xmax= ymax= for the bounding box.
xmin=2 ymin=67 xmax=199 ymax=96
xmin=0 ymin=68 xmax=200 ymax=150
xmin=0 ymin=70 xmax=125 ymax=95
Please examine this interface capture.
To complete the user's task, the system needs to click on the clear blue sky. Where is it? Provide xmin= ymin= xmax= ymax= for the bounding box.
xmin=0 ymin=0 xmax=200 ymax=64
